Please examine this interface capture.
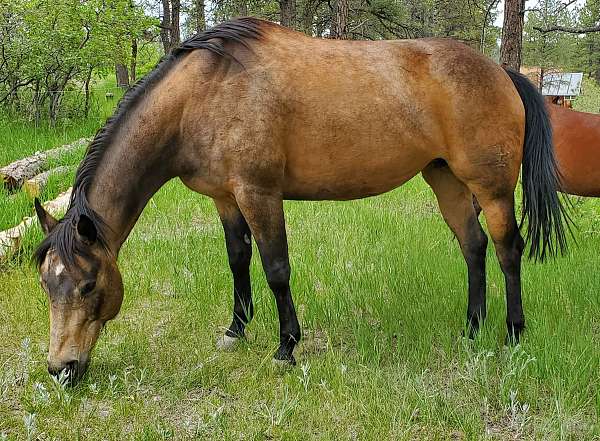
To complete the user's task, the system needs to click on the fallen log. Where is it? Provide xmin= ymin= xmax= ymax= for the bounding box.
xmin=23 ymin=166 xmax=75 ymax=198
xmin=0 ymin=138 xmax=89 ymax=190
xmin=0 ymin=188 xmax=72 ymax=263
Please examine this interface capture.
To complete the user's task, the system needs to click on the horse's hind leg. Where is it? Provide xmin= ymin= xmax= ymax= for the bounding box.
xmin=235 ymin=189 xmax=301 ymax=365
xmin=475 ymin=194 xmax=525 ymax=343
xmin=214 ymin=199 xmax=253 ymax=350
xmin=422 ymin=161 xmax=489 ymax=336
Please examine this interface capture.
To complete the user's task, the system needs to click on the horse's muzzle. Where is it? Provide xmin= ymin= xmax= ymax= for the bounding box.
xmin=47 ymin=359 xmax=87 ymax=385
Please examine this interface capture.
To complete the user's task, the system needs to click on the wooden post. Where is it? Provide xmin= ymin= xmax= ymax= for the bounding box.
xmin=23 ymin=166 xmax=75 ymax=198
xmin=0 ymin=138 xmax=88 ymax=191
xmin=0 ymin=188 xmax=72 ymax=263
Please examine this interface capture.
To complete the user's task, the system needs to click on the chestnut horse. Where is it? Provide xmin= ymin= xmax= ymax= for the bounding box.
xmin=549 ymin=104 xmax=600 ymax=196
xmin=473 ymin=104 xmax=600 ymax=214
xmin=33 ymin=18 xmax=569 ymax=383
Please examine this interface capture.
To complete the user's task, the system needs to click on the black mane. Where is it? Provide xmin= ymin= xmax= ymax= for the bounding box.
xmin=34 ymin=17 xmax=264 ymax=268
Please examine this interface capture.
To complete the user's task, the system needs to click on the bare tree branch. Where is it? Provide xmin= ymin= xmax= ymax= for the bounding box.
xmin=555 ymin=0 xmax=578 ymax=14
xmin=534 ymin=24 xmax=600 ymax=34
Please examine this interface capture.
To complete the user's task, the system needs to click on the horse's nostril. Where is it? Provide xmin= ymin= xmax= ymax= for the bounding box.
xmin=66 ymin=360 xmax=79 ymax=373
xmin=48 ymin=360 xmax=79 ymax=378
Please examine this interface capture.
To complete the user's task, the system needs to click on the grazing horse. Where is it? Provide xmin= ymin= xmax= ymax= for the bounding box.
xmin=548 ymin=104 xmax=600 ymax=197
xmin=33 ymin=18 xmax=569 ymax=383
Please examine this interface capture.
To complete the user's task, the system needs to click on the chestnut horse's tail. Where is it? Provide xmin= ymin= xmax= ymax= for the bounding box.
xmin=504 ymin=68 xmax=571 ymax=261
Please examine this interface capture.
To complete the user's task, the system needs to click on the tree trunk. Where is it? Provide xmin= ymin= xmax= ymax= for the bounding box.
xmin=0 ymin=138 xmax=89 ymax=190
xmin=32 ymin=80 xmax=42 ymax=126
xmin=115 ymin=63 xmax=129 ymax=89
xmin=279 ymin=0 xmax=296 ymax=28
xmin=130 ymin=39 xmax=138 ymax=84
xmin=170 ymin=0 xmax=181 ymax=49
xmin=301 ymin=0 xmax=317 ymax=35
xmin=193 ymin=0 xmax=206 ymax=33
xmin=331 ymin=0 xmax=349 ymax=39
xmin=499 ymin=0 xmax=526 ymax=70
xmin=160 ymin=0 xmax=172 ymax=54
xmin=84 ymin=66 xmax=93 ymax=118
xmin=48 ymin=91 xmax=62 ymax=126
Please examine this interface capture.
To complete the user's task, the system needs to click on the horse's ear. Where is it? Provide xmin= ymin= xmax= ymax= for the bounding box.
xmin=34 ymin=198 xmax=58 ymax=236
xmin=76 ymin=214 xmax=97 ymax=245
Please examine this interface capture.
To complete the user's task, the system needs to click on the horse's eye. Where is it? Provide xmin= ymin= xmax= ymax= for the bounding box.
xmin=79 ymin=280 xmax=96 ymax=296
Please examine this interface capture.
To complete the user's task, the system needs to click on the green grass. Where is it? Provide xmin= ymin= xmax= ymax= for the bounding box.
xmin=0 ymin=84 xmax=123 ymax=232
xmin=2 ymin=181 xmax=600 ymax=439
xmin=0 ymin=81 xmax=599 ymax=439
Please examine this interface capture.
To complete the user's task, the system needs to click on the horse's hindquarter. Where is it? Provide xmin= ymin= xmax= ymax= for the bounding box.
xmin=550 ymin=106 xmax=600 ymax=197
xmin=267 ymin=38 xmax=448 ymax=200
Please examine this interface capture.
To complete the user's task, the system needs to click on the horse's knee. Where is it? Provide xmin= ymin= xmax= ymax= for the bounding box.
xmin=228 ymin=243 xmax=251 ymax=274
xmin=265 ymin=259 xmax=290 ymax=292
xmin=465 ymin=229 xmax=488 ymax=259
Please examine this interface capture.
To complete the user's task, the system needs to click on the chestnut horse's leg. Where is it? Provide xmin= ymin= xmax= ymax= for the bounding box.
xmin=235 ymin=190 xmax=301 ymax=365
xmin=477 ymin=196 xmax=525 ymax=343
xmin=214 ymin=200 xmax=253 ymax=349
xmin=422 ymin=161 xmax=488 ymax=337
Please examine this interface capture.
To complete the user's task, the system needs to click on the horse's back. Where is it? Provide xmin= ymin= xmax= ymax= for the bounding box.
xmin=179 ymin=22 xmax=525 ymax=201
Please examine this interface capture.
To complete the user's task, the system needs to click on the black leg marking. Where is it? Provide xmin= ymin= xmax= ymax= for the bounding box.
xmin=498 ymin=227 xmax=526 ymax=345
xmin=463 ymin=217 xmax=488 ymax=338
xmin=236 ymin=193 xmax=301 ymax=365
xmin=217 ymin=204 xmax=253 ymax=340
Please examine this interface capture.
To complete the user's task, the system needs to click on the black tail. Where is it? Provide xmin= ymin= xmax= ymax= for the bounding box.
xmin=504 ymin=68 xmax=571 ymax=261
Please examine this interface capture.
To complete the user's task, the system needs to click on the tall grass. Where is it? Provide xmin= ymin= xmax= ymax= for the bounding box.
xmin=1 ymin=178 xmax=599 ymax=438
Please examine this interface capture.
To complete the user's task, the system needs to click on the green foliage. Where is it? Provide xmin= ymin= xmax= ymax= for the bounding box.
xmin=0 ymin=0 xmax=156 ymax=123
xmin=572 ymin=76 xmax=600 ymax=113
xmin=576 ymin=0 xmax=600 ymax=81
xmin=209 ymin=0 xmax=502 ymax=48
xmin=523 ymin=0 xmax=580 ymax=70
xmin=523 ymin=0 xmax=600 ymax=81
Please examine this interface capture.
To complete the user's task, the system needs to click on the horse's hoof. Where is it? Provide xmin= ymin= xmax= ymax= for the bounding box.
xmin=461 ymin=328 xmax=477 ymax=340
xmin=504 ymin=333 xmax=521 ymax=347
xmin=272 ymin=357 xmax=295 ymax=369
xmin=273 ymin=346 xmax=296 ymax=367
xmin=216 ymin=334 xmax=240 ymax=351
xmin=504 ymin=322 xmax=524 ymax=346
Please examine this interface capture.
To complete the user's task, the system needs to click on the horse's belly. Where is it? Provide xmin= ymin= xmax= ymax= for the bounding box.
xmin=282 ymin=148 xmax=430 ymax=200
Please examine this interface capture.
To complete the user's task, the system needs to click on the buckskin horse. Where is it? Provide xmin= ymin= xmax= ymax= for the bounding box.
xmin=33 ymin=18 xmax=570 ymax=383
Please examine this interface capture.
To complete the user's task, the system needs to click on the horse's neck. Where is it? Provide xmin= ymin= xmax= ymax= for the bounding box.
xmin=86 ymin=102 xmax=183 ymax=254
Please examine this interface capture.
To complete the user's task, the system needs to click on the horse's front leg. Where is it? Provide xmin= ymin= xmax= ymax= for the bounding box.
xmin=235 ymin=188 xmax=301 ymax=365
xmin=214 ymin=199 xmax=253 ymax=350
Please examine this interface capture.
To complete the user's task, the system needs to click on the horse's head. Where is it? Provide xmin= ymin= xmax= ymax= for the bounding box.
xmin=34 ymin=200 xmax=123 ymax=384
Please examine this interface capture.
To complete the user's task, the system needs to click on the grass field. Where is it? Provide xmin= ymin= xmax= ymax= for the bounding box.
xmin=0 ymin=84 xmax=123 ymax=232
xmin=0 ymin=81 xmax=599 ymax=439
